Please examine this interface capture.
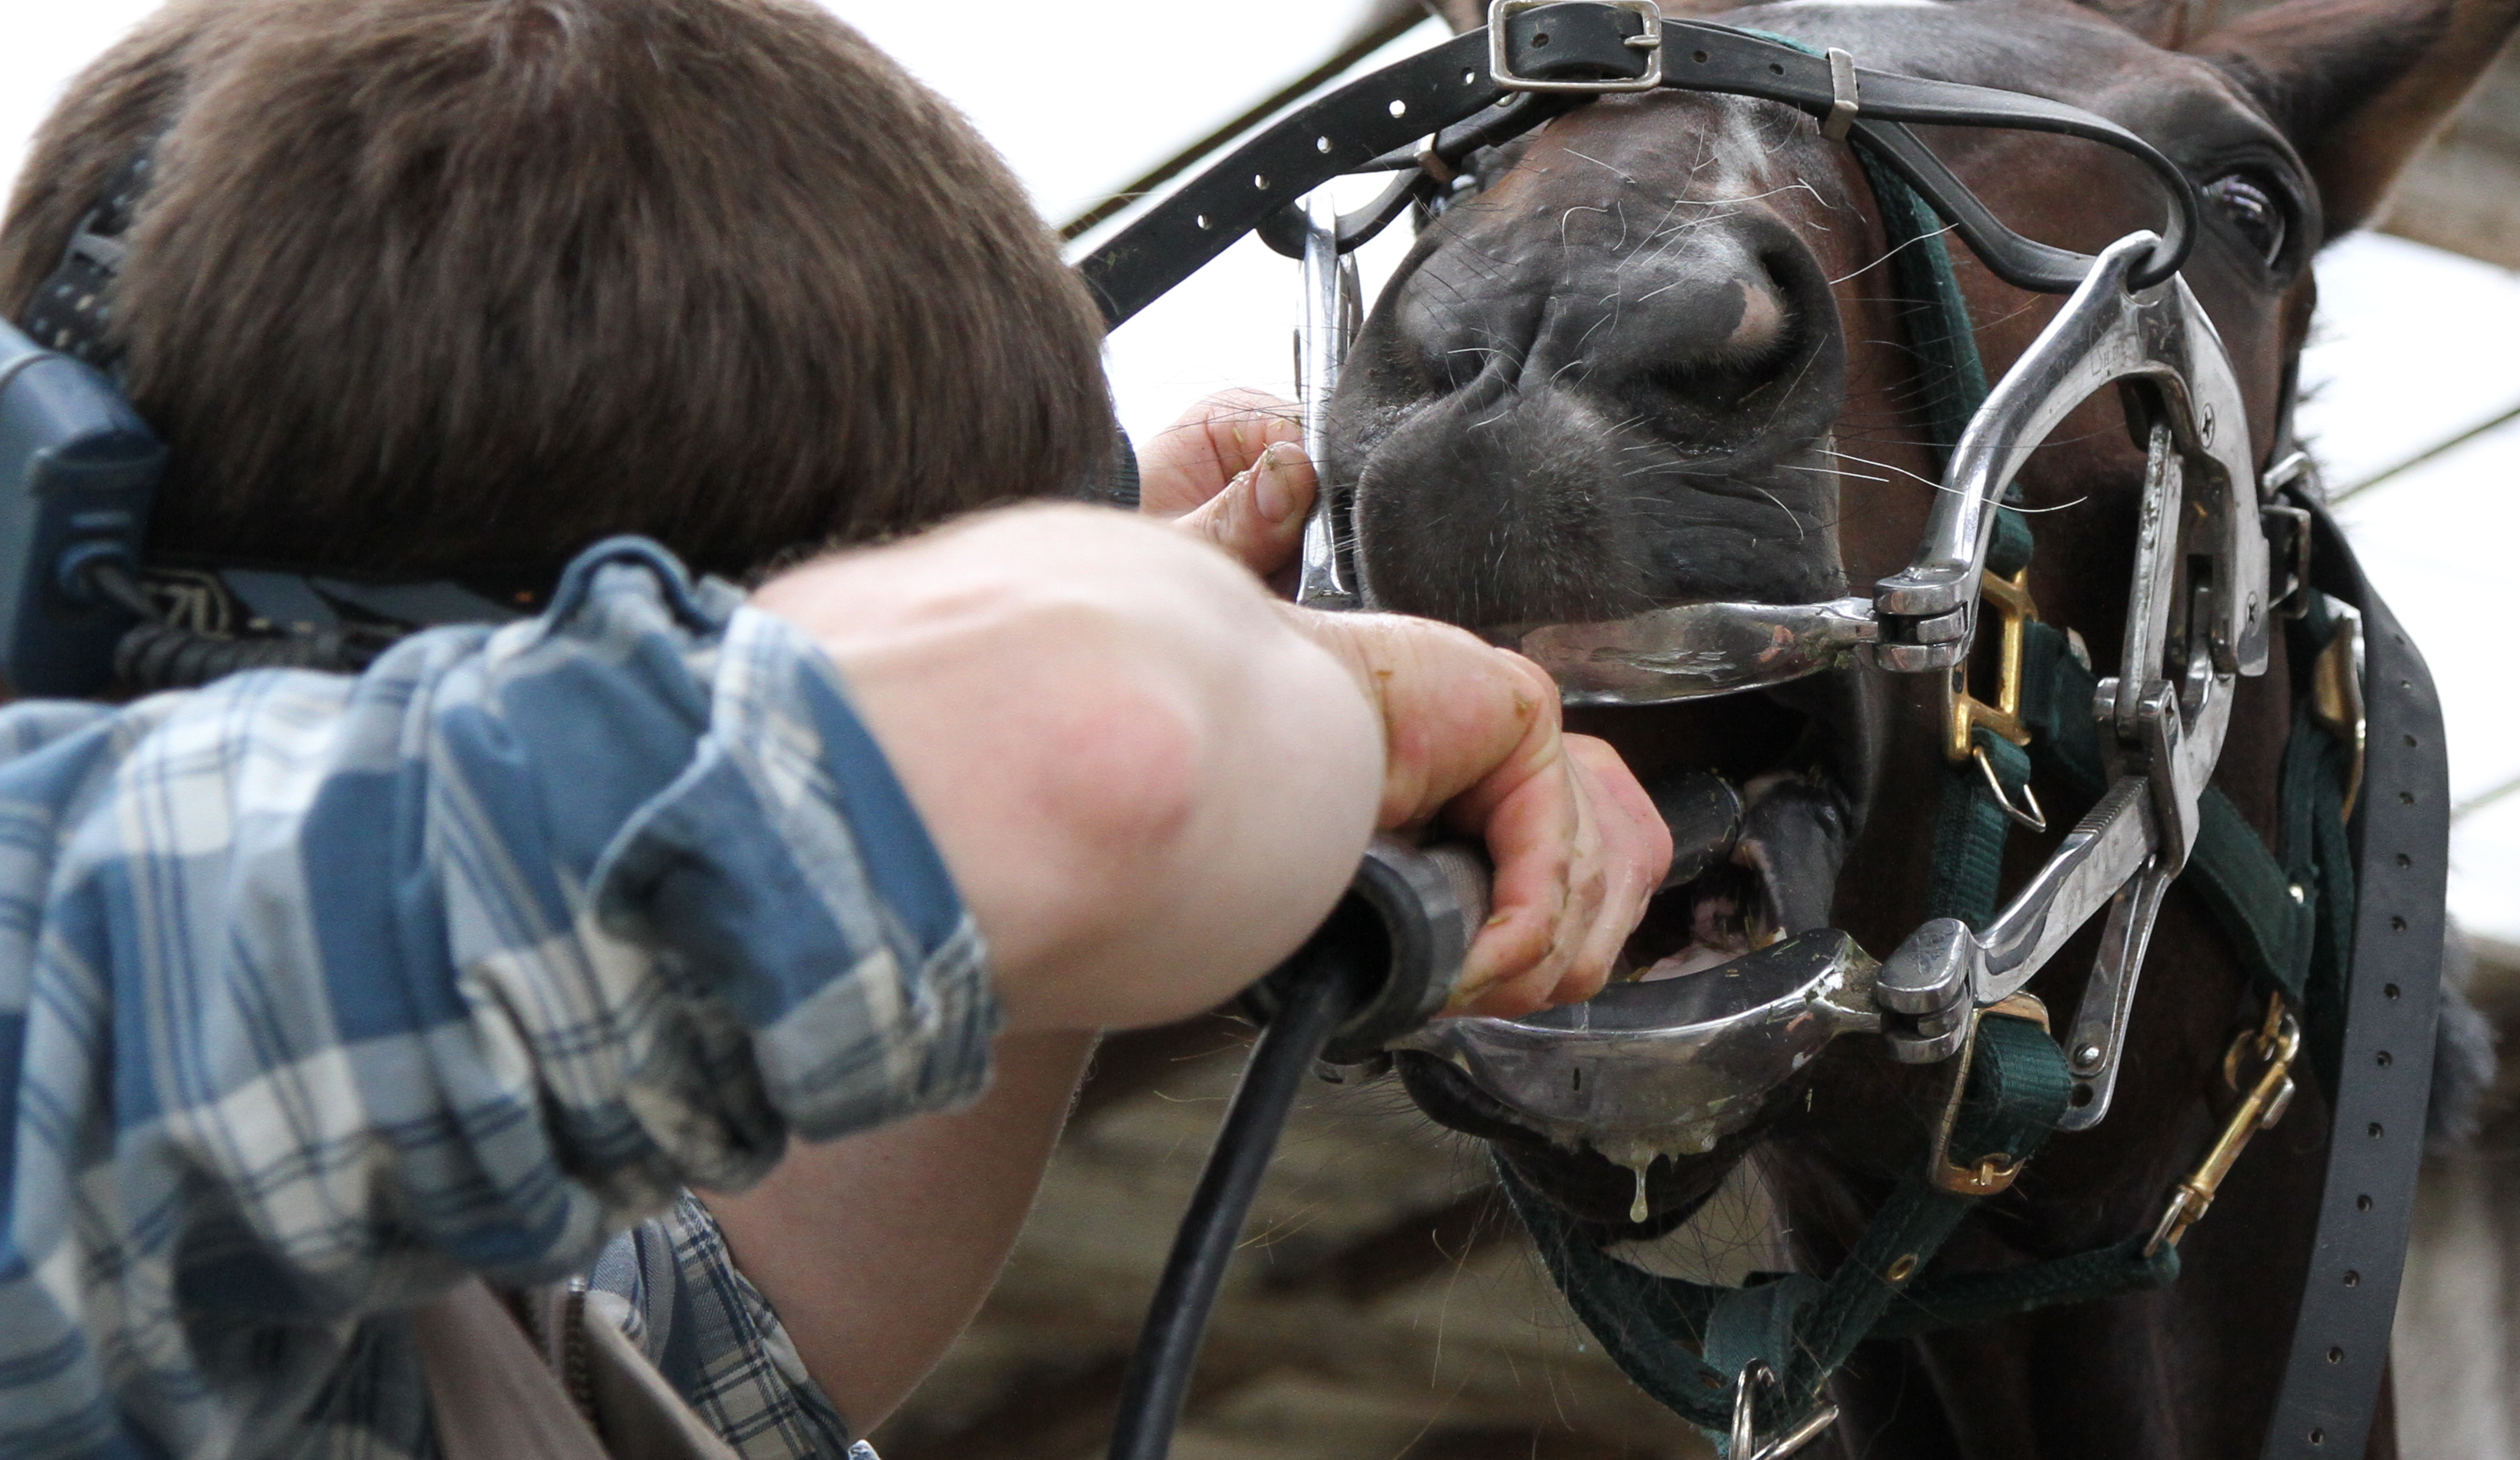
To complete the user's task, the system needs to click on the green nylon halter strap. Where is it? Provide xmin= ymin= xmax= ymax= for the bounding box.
xmin=1497 ymin=1009 xmax=2098 ymax=1438
xmin=1497 ymin=75 xmax=2354 ymax=1452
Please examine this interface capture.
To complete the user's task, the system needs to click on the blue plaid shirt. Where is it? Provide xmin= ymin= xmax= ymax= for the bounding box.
xmin=0 ymin=540 xmax=1001 ymax=1459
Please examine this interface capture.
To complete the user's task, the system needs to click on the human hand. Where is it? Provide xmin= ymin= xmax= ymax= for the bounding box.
xmin=1137 ymin=389 xmax=1315 ymax=584
xmin=1288 ymin=609 xmax=1671 ymax=1018
xmin=1145 ymin=392 xmax=1669 ymax=1017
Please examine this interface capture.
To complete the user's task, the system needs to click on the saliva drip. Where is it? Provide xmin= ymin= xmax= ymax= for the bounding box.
xmin=1630 ymin=1165 xmax=1650 ymax=1225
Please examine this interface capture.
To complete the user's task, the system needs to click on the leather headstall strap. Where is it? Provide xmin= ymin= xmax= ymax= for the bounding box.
xmin=1075 ymin=2 xmax=2198 ymax=326
xmin=2255 ymin=496 xmax=2448 ymax=1460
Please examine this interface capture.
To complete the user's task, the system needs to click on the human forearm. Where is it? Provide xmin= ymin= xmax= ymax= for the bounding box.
xmin=752 ymin=504 xmax=1386 ymax=1034
xmin=701 ymin=1029 xmax=1097 ymax=1434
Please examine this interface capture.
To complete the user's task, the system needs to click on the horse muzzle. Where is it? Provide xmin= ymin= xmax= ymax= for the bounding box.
xmin=1328 ymin=232 xmax=2285 ymax=1150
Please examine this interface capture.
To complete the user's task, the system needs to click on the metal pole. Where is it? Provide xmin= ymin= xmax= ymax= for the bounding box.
xmin=1294 ymin=192 xmax=1363 ymax=609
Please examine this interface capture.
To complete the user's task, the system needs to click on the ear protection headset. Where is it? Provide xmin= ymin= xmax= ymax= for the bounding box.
xmin=0 ymin=138 xmax=536 ymax=698
xmin=2 ymin=144 xmax=170 ymax=698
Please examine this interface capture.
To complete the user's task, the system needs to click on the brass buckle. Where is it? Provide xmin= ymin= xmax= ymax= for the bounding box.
xmin=1928 ymin=993 xmax=2048 ymax=1196
xmin=2309 ymin=616 xmax=2365 ymax=820
xmin=1945 ymin=567 xmax=2036 ymax=762
xmin=1946 ymin=567 xmax=2046 ymax=833
xmin=1488 ymin=0 xmax=1665 ymax=93
xmin=2143 ymin=993 xmax=2301 ymax=1256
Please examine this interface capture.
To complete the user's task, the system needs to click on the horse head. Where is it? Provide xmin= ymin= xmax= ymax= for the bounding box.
xmin=1338 ymin=0 xmax=2512 ymax=1448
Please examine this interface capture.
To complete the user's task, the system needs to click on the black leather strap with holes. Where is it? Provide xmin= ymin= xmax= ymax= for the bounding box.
xmin=2258 ymin=502 xmax=2449 ymax=1460
xmin=1498 ymin=2 xmax=1655 ymax=81
xmin=1075 ymin=8 xmax=2198 ymax=325
xmin=1078 ymin=31 xmax=1498 ymax=325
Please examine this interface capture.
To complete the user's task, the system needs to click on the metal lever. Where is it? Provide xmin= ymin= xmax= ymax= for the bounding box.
xmin=2055 ymin=858 xmax=2174 ymax=1127
xmin=1294 ymin=191 xmax=1363 ymax=610
xmin=1875 ymin=245 xmax=2264 ymax=1079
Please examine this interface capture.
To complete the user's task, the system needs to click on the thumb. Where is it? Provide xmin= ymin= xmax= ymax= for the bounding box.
xmin=1169 ymin=442 xmax=1316 ymax=580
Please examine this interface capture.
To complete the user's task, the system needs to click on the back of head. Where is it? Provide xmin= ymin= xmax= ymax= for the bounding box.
xmin=0 ymin=0 xmax=1111 ymax=585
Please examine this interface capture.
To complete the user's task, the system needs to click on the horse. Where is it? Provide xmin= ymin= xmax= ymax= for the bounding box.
xmin=1325 ymin=0 xmax=2519 ymax=1452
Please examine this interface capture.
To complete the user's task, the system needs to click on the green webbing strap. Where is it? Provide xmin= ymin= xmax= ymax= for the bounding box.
xmin=1870 ymin=1238 xmax=2178 ymax=1338
xmin=1862 ymin=136 xmax=2043 ymax=939
xmin=1928 ymin=729 xmax=2029 ymax=928
xmin=2016 ymin=617 xmax=2329 ymax=1010
xmin=2279 ymin=605 xmax=2360 ymax=1092
xmin=1855 ymin=152 xmax=1986 ymax=461
xmin=1852 ymin=148 xmax=2032 ymax=568
xmin=1502 ymin=1014 xmax=2084 ymax=1447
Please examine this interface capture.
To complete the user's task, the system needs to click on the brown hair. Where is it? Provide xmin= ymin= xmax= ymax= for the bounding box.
xmin=0 ymin=0 xmax=1111 ymax=582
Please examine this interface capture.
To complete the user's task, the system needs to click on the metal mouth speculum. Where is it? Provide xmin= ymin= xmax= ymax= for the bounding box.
xmin=1250 ymin=2 xmax=2272 ymax=1143
xmin=1302 ymin=231 xmax=2275 ymax=1140
xmin=1395 ymin=932 xmax=1881 ymax=1172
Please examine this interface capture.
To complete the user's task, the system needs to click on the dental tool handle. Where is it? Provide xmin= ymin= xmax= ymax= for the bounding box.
xmin=1240 ymin=835 xmax=1490 ymax=1065
xmin=1106 ymin=941 xmax=1362 ymax=1460
xmin=1109 ymin=839 xmax=1485 ymax=1460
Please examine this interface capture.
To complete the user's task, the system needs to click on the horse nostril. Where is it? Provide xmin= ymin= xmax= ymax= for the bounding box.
xmin=1728 ymin=280 xmax=1790 ymax=355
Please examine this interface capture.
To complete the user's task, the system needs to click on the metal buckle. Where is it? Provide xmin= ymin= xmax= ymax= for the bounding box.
xmin=1731 ymin=1360 xmax=1841 ymax=1460
xmin=2309 ymin=614 xmax=2365 ymax=820
xmin=1944 ymin=566 xmax=2036 ymax=763
xmin=1488 ymin=0 xmax=1665 ymax=94
xmin=1944 ymin=566 xmax=2047 ymax=832
xmin=1818 ymin=48 xmax=1860 ymax=142
xmin=2144 ymin=995 xmax=2300 ymax=1255
xmin=1927 ymin=993 xmax=2048 ymax=1195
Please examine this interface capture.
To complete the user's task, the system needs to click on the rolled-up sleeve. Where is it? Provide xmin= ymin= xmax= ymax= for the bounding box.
xmin=0 ymin=537 xmax=996 ymax=1459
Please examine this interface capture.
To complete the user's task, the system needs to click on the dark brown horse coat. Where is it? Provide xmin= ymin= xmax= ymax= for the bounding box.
xmin=1348 ymin=0 xmax=2519 ymax=1452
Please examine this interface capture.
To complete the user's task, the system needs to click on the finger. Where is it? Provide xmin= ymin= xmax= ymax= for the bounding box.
xmin=1448 ymin=734 xmax=1663 ymax=1017
xmin=1168 ymin=442 xmax=1317 ymax=578
xmin=1542 ymin=738 xmax=1667 ymax=1005
xmin=1136 ymin=390 xmax=1303 ymax=520
xmin=1445 ymin=754 xmax=1583 ymax=1015
xmin=1279 ymin=612 xmax=1666 ymax=1015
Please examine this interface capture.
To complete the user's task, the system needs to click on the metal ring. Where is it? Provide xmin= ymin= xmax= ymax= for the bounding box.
xmin=1731 ymin=1359 xmax=1776 ymax=1459
xmin=1973 ymin=745 xmax=2048 ymax=834
xmin=1730 ymin=1359 xmax=1844 ymax=1460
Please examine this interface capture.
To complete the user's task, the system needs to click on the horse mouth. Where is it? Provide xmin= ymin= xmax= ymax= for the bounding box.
xmin=1397 ymin=684 xmax=1862 ymax=1225
xmin=1588 ymin=689 xmax=1856 ymax=986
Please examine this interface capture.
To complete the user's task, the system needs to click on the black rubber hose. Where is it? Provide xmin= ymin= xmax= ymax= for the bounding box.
xmin=1105 ymin=936 xmax=1367 ymax=1460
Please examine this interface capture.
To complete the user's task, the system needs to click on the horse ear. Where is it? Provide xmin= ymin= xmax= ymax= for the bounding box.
xmin=2194 ymin=0 xmax=2520 ymax=235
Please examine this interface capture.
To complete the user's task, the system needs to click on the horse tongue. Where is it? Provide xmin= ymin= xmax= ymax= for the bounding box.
xmin=1733 ymin=772 xmax=1851 ymax=934
xmin=1649 ymin=769 xmax=1742 ymax=892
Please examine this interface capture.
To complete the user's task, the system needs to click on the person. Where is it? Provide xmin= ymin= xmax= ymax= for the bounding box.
xmin=0 ymin=1 xmax=1669 ymax=1457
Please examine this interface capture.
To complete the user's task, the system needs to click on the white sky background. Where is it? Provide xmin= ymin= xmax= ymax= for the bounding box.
xmin=8 ymin=4 xmax=2520 ymax=939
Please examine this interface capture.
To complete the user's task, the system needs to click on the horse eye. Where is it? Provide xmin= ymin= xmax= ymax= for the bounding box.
xmin=2203 ymin=173 xmax=2287 ymax=266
